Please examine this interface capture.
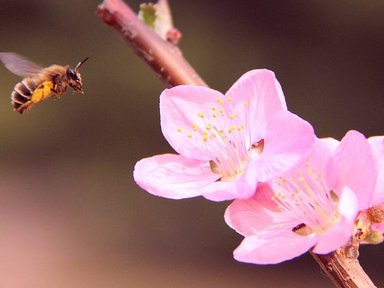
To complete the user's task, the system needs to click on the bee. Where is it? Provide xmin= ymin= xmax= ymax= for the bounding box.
xmin=0 ymin=52 xmax=88 ymax=114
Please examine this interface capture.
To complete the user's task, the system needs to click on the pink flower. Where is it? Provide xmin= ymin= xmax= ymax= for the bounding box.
xmin=225 ymin=131 xmax=377 ymax=264
xmin=134 ymin=70 xmax=315 ymax=201
xmin=368 ymin=136 xmax=384 ymax=205
xmin=370 ymin=136 xmax=384 ymax=236
xmin=354 ymin=136 xmax=384 ymax=242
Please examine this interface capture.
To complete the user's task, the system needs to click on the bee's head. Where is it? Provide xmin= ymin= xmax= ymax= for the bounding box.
xmin=67 ymin=57 xmax=89 ymax=93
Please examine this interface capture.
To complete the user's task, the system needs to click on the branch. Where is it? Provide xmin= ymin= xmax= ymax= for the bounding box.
xmin=310 ymin=245 xmax=376 ymax=288
xmin=96 ymin=0 xmax=207 ymax=87
xmin=96 ymin=1 xmax=377 ymax=287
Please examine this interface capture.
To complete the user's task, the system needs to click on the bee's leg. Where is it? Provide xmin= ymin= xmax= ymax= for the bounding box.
xmin=51 ymin=74 xmax=67 ymax=98
xmin=52 ymin=83 xmax=66 ymax=98
xmin=16 ymin=81 xmax=54 ymax=113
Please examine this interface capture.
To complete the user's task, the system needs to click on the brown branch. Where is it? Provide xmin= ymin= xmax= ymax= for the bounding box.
xmin=96 ymin=1 xmax=377 ymax=287
xmin=96 ymin=0 xmax=207 ymax=87
xmin=310 ymin=244 xmax=376 ymax=288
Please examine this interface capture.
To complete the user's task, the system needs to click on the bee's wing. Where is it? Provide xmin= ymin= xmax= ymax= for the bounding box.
xmin=0 ymin=52 xmax=43 ymax=77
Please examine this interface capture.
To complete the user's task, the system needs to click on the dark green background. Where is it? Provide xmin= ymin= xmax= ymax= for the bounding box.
xmin=0 ymin=1 xmax=383 ymax=287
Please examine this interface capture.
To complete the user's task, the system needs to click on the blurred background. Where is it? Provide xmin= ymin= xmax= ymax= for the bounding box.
xmin=0 ymin=0 xmax=383 ymax=287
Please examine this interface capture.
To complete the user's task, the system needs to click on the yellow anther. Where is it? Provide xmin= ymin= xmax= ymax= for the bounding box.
xmin=229 ymin=113 xmax=236 ymax=120
xmin=177 ymin=128 xmax=182 ymax=133
xmin=212 ymin=113 xmax=218 ymax=118
xmin=197 ymin=112 xmax=205 ymax=118
xmin=228 ymin=126 xmax=235 ymax=133
xmin=192 ymin=123 xmax=198 ymax=132
xmin=211 ymin=106 xmax=217 ymax=111
xmin=227 ymin=96 xmax=232 ymax=102
xmin=217 ymin=98 xmax=224 ymax=105
xmin=187 ymin=134 xmax=193 ymax=139
xmin=243 ymin=101 xmax=249 ymax=107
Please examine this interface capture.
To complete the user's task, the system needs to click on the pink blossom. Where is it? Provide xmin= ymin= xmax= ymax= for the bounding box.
xmin=134 ymin=70 xmax=315 ymax=201
xmin=355 ymin=136 xmax=384 ymax=239
xmin=225 ymin=131 xmax=377 ymax=264
xmin=368 ymin=136 xmax=384 ymax=205
xmin=370 ymin=136 xmax=384 ymax=235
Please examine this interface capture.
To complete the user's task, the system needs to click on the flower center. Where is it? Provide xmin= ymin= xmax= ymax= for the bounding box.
xmin=177 ymin=96 xmax=264 ymax=182
xmin=210 ymin=139 xmax=264 ymax=181
xmin=271 ymin=160 xmax=340 ymax=236
xmin=354 ymin=205 xmax=384 ymax=244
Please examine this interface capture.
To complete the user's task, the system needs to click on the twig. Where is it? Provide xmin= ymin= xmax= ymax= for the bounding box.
xmin=310 ymin=247 xmax=376 ymax=288
xmin=96 ymin=1 xmax=377 ymax=287
xmin=97 ymin=0 xmax=206 ymax=87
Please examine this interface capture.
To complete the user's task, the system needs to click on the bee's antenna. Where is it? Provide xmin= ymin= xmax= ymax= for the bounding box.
xmin=75 ymin=57 xmax=89 ymax=71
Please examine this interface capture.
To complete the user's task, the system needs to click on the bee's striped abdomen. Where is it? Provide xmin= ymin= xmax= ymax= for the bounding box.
xmin=11 ymin=79 xmax=37 ymax=111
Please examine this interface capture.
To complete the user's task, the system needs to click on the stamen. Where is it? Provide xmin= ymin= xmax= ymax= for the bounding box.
xmin=272 ymin=162 xmax=340 ymax=235
xmin=176 ymin=95 xmax=260 ymax=181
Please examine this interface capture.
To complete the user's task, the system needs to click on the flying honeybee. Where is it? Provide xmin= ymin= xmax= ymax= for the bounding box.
xmin=0 ymin=52 xmax=88 ymax=114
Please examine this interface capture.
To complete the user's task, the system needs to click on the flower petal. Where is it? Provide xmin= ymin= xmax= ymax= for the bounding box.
xmin=201 ymin=176 xmax=257 ymax=202
xmin=313 ymin=187 xmax=357 ymax=254
xmin=368 ymin=136 xmax=384 ymax=204
xmin=338 ymin=186 xmax=359 ymax=222
xmin=320 ymin=137 xmax=340 ymax=152
xmin=196 ymin=151 xmax=264 ymax=202
xmin=133 ymin=154 xmax=219 ymax=199
xmin=233 ymin=231 xmax=317 ymax=265
xmin=225 ymin=183 xmax=294 ymax=234
xmin=225 ymin=200 xmax=272 ymax=237
xmin=373 ymin=223 xmax=384 ymax=234
xmin=313 ymin=218 xmax=354 ymax=254
xmin=256 ymin=110 xmax=315 ymax=181
xmin=331 ymin=130 xmax=377 ymax=210
xmin=225 ymin=69 xmax=287 ymax=145
xmin=160 ymin=85 xmax=225 ymax=160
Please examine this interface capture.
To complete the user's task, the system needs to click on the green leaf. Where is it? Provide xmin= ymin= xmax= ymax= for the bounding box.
xmin=138 ymin=4 xmax=157 ymax=29
xmin=138 ymin=1 xmax=181 ymax=44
